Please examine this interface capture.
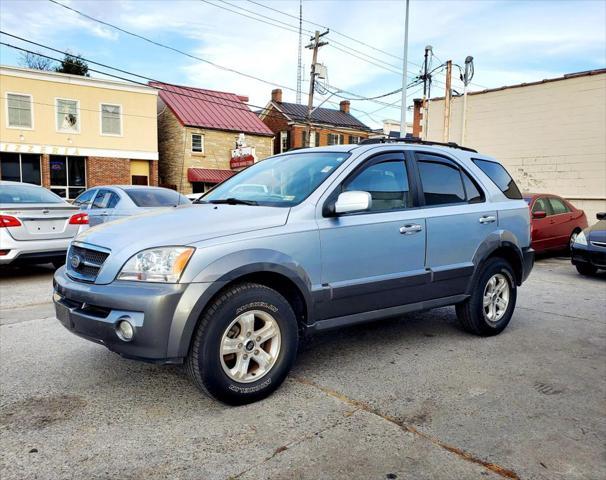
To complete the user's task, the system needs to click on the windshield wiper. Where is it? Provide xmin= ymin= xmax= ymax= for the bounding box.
xmin=207 ymin=197 xmax=258 ymax=206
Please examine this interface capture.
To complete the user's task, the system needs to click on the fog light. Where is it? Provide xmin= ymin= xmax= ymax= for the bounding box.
xmin=116 ymin=319 xmax=134 ymax=342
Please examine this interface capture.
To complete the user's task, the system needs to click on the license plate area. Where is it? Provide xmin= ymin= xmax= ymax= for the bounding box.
xmin=24 ymin=218 xmax=68 ymax=235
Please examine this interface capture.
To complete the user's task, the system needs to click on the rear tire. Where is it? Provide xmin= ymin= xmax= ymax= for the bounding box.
xmin=186 ymin=282 xmax=298 ymax=405
xmin=456 ymin=257 xmax=517 ymax=336
xmin=575 ymin=263 xmax=597 ymax=276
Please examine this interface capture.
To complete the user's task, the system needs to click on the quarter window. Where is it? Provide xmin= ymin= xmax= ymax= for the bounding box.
xmin=49 ymin=155 xmax=86 ymax=199
xmin=192 ymin=133 xmax=204 ymax=153
xmin=548 ymin=197 xmax=570 ymax=215
xmin=418 ymin=160 xmax=466 ymax=206
xmin=6 ymin=93 xmax=33 ymax=128
xmin=56 ymin=98 xmax=80 ymax=133
xmin=345 ymin=159 xmax=411 ymax=211
xmin=472 ymin=158 xmax=522 ymax=200
xmin=0 ymin=153 xmax=41 ymax=185
xmin=101 ymin=104 xmax=121 ymax=135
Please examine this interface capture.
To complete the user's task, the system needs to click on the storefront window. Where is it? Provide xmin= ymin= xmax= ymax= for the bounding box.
xmin=49 ymin=155 xmax=86 ymax=199
xmin=0 ymin=153 xmax=41 ymax=184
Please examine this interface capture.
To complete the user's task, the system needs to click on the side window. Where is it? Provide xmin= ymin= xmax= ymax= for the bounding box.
xmin=417 ymin=160 xmax=466 ymax=206
xmin=461 ymin=170 xmax=485 ymax=204
xmin=73 ymin=189 xmax=96 ymax=208
xmin=472 ymin=158 xmax=522 ymax=199
xmin=92 ymin=190 xmax=119 ymax=209
xmin=548 ymin=197 xmax=570 ymax=215
xmin=532 ymin=197 xmax=552 ymax=215
xmin=344 ymin=159 xmax=411 ymax=211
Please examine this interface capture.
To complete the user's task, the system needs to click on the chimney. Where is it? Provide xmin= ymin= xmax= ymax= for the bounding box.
xmin=271 ymin=89 xmax=283 ymax=103
xmin=339 ymin=100 xmax=350 ymax=114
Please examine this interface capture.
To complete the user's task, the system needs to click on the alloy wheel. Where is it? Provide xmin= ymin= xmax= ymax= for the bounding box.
xmin=482 ymin=273 xmax=510 ymax=324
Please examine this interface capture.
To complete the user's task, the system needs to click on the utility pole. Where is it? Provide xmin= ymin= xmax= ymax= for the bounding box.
xmin=460 ymin=55 xmax=474 ymax=145
xmin=305 ymin=29 xmax=329 ymax=147
xmin=399 ymin=0 xmax=410 ymax=138
xmin=296 ymin=0 xmax=303 ymax=104
xmin=442 ymin=60 xmax=452 ymax=142
xmin=422 ymin=45 xmax=432 ymax=140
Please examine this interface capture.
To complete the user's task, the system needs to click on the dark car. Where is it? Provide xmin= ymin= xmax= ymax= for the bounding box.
xmin=524 ymin=193 xmax=588 ymax=252
xmin=571 ymin=212 xmax=606 ymax=275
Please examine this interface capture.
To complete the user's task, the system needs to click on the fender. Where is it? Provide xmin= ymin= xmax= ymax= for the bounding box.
xmin=166 ymin=249 xmax=314 ymax=358
xmin=466 ymin=229 xmax=525 ymax=295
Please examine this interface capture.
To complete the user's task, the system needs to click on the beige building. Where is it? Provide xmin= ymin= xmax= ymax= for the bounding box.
xmin=153 ymin=82 xmax=273 ymax=194
xmin=0 ymin=66 xmax=159 ymax=198
xmin=414 ymin=69 xmax=606 ymax=220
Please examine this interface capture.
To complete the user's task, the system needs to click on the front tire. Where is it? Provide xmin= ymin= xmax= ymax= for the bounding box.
xmin=186 ymin=282 xmax=298 ymax=405
xmin=456 ymin=257 xmax=517 ymax=336
xmin=575 ymin=263 xmax=597 ymax=276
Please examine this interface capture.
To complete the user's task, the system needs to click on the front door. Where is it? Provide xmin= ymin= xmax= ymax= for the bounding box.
xmin=317 ymin=152 xmax=427 ymax=319
xmin=89 ymin=189 xmax=120 ymax=226
xmin=531 ymin=196 xmax=555 ymax=251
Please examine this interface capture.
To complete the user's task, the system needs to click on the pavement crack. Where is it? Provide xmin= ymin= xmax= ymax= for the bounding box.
xmin=294 ymin=377 xmax=520 ymax=480
xmin=228 ymin=412 xmax=353 ymax=479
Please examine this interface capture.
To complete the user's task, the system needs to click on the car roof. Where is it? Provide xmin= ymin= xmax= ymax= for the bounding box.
xmin=0 ymin=180 xmax=45 ymax=187
xmin=92 ymin=185 xmax=180 ymax=192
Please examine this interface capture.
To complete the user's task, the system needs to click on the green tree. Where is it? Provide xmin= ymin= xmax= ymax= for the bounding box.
xmin=55 ymin=53 xmax=90 ymax=77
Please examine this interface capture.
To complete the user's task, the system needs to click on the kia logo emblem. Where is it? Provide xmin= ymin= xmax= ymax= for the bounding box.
xmin=70 ymin=254 xmax=81 ymax=269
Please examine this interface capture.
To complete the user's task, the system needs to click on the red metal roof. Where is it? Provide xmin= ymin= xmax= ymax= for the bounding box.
xmin=188 ymin=168 xmax=235 ymax=184
xmin=151 ymin=82 xmax=273 ymax=136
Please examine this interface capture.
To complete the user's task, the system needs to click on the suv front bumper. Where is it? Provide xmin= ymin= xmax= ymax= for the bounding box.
xmin=53 ymin=267 xmax=200 ymax=363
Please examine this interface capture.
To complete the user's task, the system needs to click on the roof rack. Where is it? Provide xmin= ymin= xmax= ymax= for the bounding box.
xmin=359 ymin=136 xmax=478 ymax=153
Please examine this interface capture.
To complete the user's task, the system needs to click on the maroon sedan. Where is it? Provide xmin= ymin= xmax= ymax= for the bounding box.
xmin=524 ymin=193 xmax=588 ymax=253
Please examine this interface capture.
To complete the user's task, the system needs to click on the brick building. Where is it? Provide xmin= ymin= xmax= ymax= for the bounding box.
xmin=259 ymin=89 xmax=372 ymax=153
xmin=413 ymin=68 xmax=606 ymax=220
xmin=153 ymin=82 xmax=274 ymax=194
xmin=0 ymin=66 xmax=158 ymax=199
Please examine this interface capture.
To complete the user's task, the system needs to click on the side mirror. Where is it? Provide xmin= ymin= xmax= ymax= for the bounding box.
xmin=597 ymin=212 xmax=606 ymax=221
xmin=532 ymin=210 xmax=547 ymax=219
xmin=334 ymin=191 xmax=372 ymax=214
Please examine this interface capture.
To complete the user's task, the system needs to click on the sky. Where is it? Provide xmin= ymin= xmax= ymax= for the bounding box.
xmin=1 ymin=0 xmax=605 ymax=128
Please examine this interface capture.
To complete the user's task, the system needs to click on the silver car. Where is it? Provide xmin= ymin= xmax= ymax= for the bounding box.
xmin=0 ymin=181 xmax=88 ymax=267
xmin=54 ymin=140 xmax=534 ymax=405
xmin=74 ymin=186 xmax=190 ymax=226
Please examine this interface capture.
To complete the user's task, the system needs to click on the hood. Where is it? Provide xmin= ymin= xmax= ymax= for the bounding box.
xmin=75 ymin=203 xmax=290 ymax=253
xmin=586 ymin=219 xmax=606 ymax=242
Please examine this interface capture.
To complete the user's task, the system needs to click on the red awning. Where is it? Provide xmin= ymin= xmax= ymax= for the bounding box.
xmin=188 ymin=168 xmax=235 ymax=184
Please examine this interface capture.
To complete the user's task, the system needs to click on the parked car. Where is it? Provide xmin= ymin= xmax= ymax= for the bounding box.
xmin=0 ymin=181 xmax=88 ymax=267
xmin=524 ymin=193 xmax=587 ymax=253
xmin=571 ymin=212 xmax=606 ymax=275
xmin=53 ymin=140 xmax=534 ymax=405
xmin=74 ymin=186 xmax=190 ymax=226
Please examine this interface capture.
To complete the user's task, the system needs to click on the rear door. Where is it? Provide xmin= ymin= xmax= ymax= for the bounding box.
xmin=317 ymin=152 xmax=427 ymax=319
xmin=547 ymin=196 xmax=574 ymax=249
xmin=413 ymin=151 xmax=496 ymax=295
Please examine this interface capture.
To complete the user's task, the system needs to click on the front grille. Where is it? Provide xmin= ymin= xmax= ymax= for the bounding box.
xmin=66 ymin=244 xmax=110 ymax=282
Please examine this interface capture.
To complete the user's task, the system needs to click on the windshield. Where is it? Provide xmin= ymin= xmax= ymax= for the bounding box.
xmin=125 ymin=188 xmax=190 ymax=207
xmin=202 ymin=152 xmax=350 ymax=207
xmin=0 ymin=184 xmax=66 ymax=204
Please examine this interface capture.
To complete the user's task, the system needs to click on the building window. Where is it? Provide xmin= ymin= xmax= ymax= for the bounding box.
xmin=349 ymin=135 xmax=362 ymax=144
xmin=327 ymin=133 xmax=344 ymax=145
xmin=0 ymin=153 xmax=41 ymax=184
xmin=49 ymin=155 xmax=86 ymax=199
xmin=56 ymin=98 xmax=80 ymax=133
xmin=280 ymin=131 xmax=289 ymax=153
xmin=302 ymin=130 xmax=318 ymax=148
xmin=192 ymin=133 xmax=204 ymax=153
xmin=6 ymin=93 xmax=33 ymax=129
xmin=101 ymin=104 xmax=122 ymax=135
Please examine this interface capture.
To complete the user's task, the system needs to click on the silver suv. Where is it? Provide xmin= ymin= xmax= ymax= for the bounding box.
xmin=53 ymin=140 xmax=534 ymax=405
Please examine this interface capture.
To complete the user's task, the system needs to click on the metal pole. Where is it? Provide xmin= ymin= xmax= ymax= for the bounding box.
xmin=296 ymin=0 xmax=303 ymax=104
xmin=461 ymin=56 xmax=473 ymax=145
xmin=399 ymin=0 xmax=410 ymax=138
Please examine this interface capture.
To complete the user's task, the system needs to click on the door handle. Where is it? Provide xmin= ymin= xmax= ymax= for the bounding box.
xmin=400 ymin=224 xmax=423 ymax=235
xmin=99 ymin=212 xmax=109 ymax=216
xmin=478 ymin=215 xmax=496 ymax=224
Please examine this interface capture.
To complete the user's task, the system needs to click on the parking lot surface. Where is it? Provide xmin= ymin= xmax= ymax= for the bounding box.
xmin=1 ymin=257 xmax=605 ymax=480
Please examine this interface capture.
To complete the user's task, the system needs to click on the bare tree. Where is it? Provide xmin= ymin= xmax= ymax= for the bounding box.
xmin=19 ymin=51 xmax=55 ymax=71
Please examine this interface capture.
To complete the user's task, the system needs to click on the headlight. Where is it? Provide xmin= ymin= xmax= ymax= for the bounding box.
xmin=117 ymin=247 xmax=194 ymax=283
xmin=574 ymin=231 xmax=588 ymax=246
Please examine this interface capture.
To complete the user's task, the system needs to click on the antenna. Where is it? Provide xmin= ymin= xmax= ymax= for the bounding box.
xmin=296 ymin=0 xmax=303 ymax=104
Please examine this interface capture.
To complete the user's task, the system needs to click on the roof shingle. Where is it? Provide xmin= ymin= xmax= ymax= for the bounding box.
xmin=151 ymin=82 xmax=273 ymax=136
xmin=276 ymin=102 xmax=371 ymax=131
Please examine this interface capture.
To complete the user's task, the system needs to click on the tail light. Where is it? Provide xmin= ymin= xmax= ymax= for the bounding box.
xmin=69 ymin=213 xmax=89 ymax=225
xmin=0 ymin=215 xmax=22 ymax=227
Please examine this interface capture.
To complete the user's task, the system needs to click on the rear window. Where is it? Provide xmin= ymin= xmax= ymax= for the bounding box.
xmin=0 ymin=184 xmax=65 ymax=204
xmin=125 ymin=188 xmax=190 ymax=207
xmin=472 ymin=158 xmax=522 ymax=199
